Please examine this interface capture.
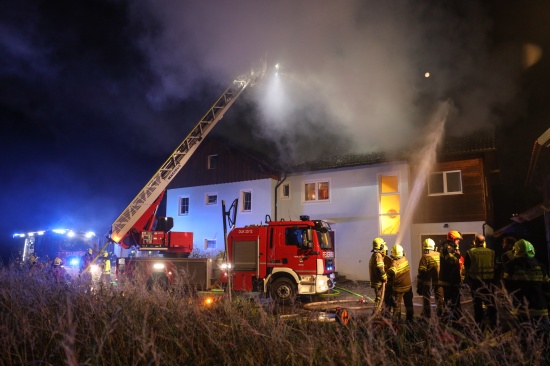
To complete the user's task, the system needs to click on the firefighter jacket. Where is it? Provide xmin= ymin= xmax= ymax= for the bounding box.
xmin=369 ymin=251 xmax=387 ymax=288
xmin=465 ymin=246 xmax=495 ymax=281
xmin=438 ymin=242 xmax=462 ymax=288
xmin=101 ymin=257 xmax=111 ymax=274
xmin=388 ymin=257 xmax=412 ymax=293
xmin=503 ymin=257 xmax=550 ymax=317
xmin=417 ymin=250 xmax=440 ymax=287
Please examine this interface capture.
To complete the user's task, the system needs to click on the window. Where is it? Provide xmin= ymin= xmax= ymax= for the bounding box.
xmin=205 ymin=193 xmax=218 ymax=205
xmin=241 ymin=190 xmax=252 ymax=212
xmin=379 ymin=175 xmax=400 ymax=235
xmin=428 ymin=170 xmax=462 ymax=195
xmin=179 ymin=196 xmax=189 ymax=215
xmin=281 ymin=183 xmax=290 ymax=199
xmin=303 ymin=179 xmax=330 ymax=202
xmin=204 ymin=239 xmax=216 ymax=250
xmin=208 ymin=155 xmax=218 ymax=169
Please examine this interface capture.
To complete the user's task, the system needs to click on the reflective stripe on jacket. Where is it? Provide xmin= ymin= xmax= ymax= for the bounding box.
xmin=466 ymin=247 xmax=495 ymax=280
xmin=388 ymin=257 xmax=412 ymax=293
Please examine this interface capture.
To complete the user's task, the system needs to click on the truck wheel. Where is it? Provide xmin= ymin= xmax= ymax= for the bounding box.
xmin=270 ymin=277 xmax=296 ymax=304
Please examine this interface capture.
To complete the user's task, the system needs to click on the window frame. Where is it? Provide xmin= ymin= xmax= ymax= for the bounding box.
xmin=378 ymin=174 xmax=401 ymax=236
xmin=207 ymin=154 xmax=218 ymax=170
xmin=178 ymin=196 xmax=190 ymax=216
xmin=428 ymin=170 xmax=463 ymax=196
xmin=204 ymin=238 xmax=216 ymax=251
xmin=281 ymin=183 xmax=291 ymax=200
xmin=205 ymin=192 xmax=218 ymax=206
xmin=241 ymin=189 xmax=252 ymax=213
xmin=302 ymin=179 xmax=331 ymax=203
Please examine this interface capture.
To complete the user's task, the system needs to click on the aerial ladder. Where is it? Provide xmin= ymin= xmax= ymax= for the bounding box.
xmin=109 ymin=61 xmax=266 ymax=253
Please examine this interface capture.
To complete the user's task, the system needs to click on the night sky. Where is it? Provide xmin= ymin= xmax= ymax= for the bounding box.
xmin=1 ymin=1 xmax=549 ymax=264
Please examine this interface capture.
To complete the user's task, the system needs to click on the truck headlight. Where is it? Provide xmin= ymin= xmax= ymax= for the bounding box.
xmin=153 ymin=263 xmax=165 ymax=270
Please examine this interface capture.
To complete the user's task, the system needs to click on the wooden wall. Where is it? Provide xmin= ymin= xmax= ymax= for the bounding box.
xmin=167 ymin=137 xmax=280 ymax=189
xmin=413 ymin=157 xmax=488 ymax=223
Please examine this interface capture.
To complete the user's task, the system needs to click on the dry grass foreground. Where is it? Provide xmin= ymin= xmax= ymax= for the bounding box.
xmin=0 ymin=264 xmax=549 ymax=366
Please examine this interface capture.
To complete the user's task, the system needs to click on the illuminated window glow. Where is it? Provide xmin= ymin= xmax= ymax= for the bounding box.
xmin=379 ymin=175 xmax=400 ymax=235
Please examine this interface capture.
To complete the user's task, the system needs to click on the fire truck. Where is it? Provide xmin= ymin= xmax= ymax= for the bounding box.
xmin=110 ymin=61 xmax=337 ymax=303
xmin=12 ymin=229 xmax=98 ymax=276
xmin=224 ymin=215 xmax=336 ymax=304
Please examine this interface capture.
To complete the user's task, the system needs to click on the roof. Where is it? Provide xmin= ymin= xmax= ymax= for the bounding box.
xmin=288 ymin=131 xmax=495 ymax=173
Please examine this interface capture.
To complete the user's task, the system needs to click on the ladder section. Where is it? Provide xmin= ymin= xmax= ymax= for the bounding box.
xmin=111 ymin=70 xmax=261 ymax=244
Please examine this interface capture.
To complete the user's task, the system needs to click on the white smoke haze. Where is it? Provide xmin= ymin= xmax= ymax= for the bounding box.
xmin=132 ymin=0 xmax=521 ymax=162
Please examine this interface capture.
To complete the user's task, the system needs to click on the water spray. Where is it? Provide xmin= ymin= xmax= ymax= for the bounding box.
xmin=394 ymin=101 xmax=451 ymax=246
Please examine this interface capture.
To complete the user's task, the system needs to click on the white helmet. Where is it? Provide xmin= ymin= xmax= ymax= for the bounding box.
xmin=423 ymin=238 xmax=435 ymax=251
xmin=392 ymin=244 xmax=404 ymax=258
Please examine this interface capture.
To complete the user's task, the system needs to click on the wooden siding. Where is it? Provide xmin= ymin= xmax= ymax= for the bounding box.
xmin=413 ymin=157 xmax=488 ymax=223
xmin=167 ymin=137 xmax=280 ymax=189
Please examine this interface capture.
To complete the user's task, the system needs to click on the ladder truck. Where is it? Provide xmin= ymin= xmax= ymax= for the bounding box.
xmin=111 ymin=62 xmax=265 ymax=290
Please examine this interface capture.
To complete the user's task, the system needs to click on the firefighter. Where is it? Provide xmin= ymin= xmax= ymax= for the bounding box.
xmin=80 ymin=248 xmax=93 ymax=274
xmin=369 ymin=237 xmax=388 ymax=314
xmin=464 ymin=234 xmax=496 ymax=328
xmin=49 ymin=257 xmax=69 ymax=284
xmin=495 ymin=236 xmax=516 ymax=284
xmin=100 ymin=251 xmax=111 ymax=285
xmin=438 ymin=230 xmax=464 ymax=323
xmin=503 ymin=239 xmax=550 ymax=330
xmin=417 ymin=238 xmax=442 ymax=318
xmin=387 ymin=244 xmax=414 ymax=321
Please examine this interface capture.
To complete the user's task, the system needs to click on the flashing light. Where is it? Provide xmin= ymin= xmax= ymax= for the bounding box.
xmin=203 ymin=297 xmax=214 ymax=306
xmin=52 ymin=229 xmax=67 ymax=234
xmin=220 ymin=262 xmax=232 ymax=270
xmin=28 ymin=232 xmax=35 ymax=237
xmin=67 ymin=231 xmax=76 ymax=238
xmin=153 ymin=263 xmax=165 ymax=270
xmin=85 ymin=231 xmax=96 ymax=238
xmin=69 ymin=258 xmax=80 ymax=267
xmin=90 ymin=264 xmax=100 ymax=274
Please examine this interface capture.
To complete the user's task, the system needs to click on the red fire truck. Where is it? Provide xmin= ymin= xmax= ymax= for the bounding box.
xmin=223 ymin=215 xmax=335 ymax=304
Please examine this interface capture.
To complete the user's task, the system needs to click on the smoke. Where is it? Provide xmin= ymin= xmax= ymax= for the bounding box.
xmin=132 ymin=0 xmax=522 ymax=162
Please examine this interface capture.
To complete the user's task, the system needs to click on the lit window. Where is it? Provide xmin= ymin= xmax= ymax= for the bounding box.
xmin=241 ymin=190 xmax=252 ymax=212
xmin=205 ymin=193 xmax=218 ymax=205
xmin=303 ymin=180 xmax=330 ymax=202
xmin=281 ymin=183 xmax=290 ymax=199
xmin=379 ymin=175 xmax=400 ymax=235
xmin=204 ymin=239 xmax=216 ymax=250
xmin=428 ymin=170 xmax=462 ymax=195
xmin=179 ymin=197 xmax=189 ymax=215
xmin=208 ymin=155 xmax=218 ymax=169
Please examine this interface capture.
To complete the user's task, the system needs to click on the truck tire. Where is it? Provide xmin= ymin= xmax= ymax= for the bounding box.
xmin=270 ymin=277 xmax=297 ymax=304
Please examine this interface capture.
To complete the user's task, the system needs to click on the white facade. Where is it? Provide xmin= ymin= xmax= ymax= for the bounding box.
xmin=167 ymin=179 xmax=276 ymax=254
xmin=276 ymin=162 xmax=412 ymax=281
xmin=167 ymin=159 xmax=492 ymax=282
xmin=168 ymin=161 xmax=415 ymax=282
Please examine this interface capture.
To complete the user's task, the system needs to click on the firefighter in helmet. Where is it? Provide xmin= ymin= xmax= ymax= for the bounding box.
xmin=417 ymin=238 xmax=442 ymax=318
xmin=49 ymin=257 xmax=69 ymax=284
xmin=464 ymin=234 xmax=496 ymax=328
xmin=369 ymin=237 xmax=388 ymax=315
xmin=387 ymin=244 xmax=414 ymax=321
xmin=438 ymin=230 xmax=464 ymax=323
xmin=503 ymin=239 xmax=550 ymax=330
xmin=100 ymin=250 xmax=112 ymax=285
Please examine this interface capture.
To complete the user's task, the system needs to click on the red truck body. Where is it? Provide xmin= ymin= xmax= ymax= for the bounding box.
xmin=222 ymin=216 xmax=335 ymax=303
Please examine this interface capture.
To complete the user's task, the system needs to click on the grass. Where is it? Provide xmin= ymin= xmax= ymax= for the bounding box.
xmin=0 ymin=263 xmax=548 ymax=366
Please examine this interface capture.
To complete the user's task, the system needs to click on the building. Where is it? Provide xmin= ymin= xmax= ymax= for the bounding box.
xmin=166 ymin=132 xmax=497 ymax=281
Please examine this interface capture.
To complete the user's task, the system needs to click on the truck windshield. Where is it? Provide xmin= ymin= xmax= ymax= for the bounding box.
xmin=316 ymin=230 xmax=333 ymax=250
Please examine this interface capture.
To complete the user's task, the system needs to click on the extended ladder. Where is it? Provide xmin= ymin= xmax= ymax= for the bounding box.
xmin=111 ymin=65 xmax=265 ymax=244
